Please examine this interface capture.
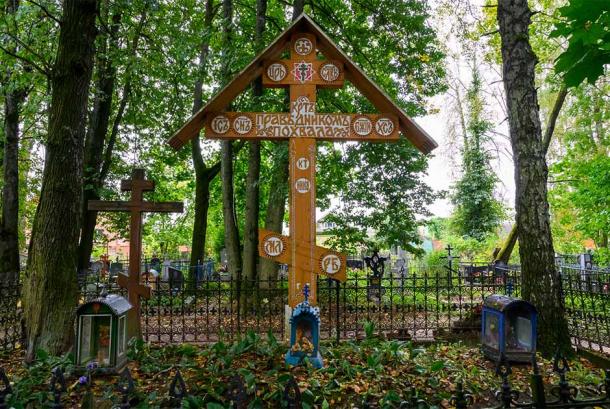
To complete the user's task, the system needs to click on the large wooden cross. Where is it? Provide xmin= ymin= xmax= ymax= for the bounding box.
xmin=88 ymin=169 xmax=183 ymax=337
xmin=205 ymin=33 xmax=400 ymax=307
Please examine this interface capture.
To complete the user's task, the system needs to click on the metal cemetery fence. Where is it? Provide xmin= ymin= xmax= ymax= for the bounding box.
xmin=0 ymin=261 xmax=609 ymax=356
xmin=1 ymin=353 xmax=609 ymax=408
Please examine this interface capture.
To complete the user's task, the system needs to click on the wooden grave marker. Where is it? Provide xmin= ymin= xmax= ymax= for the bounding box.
xmin=88 ymin=169 xmax=183 ymax=337
xmin=167 ymin=14 xmax=437 ymax=308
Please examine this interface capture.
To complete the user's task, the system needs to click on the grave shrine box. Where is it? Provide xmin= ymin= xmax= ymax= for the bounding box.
xmin=285 ymin=297 xmax=323 ymax=368
xmin=482 ymin=294 xmax=537 ymax=363
xmin=76 ymin=294 xmax=132 ymax=373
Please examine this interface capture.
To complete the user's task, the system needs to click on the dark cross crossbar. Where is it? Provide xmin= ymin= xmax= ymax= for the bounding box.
xmin=88 ymin=168 xmax=183 ymax=338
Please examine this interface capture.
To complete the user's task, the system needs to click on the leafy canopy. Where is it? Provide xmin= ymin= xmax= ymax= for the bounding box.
xmin=551 ymin=0 xmax=610 ymax=87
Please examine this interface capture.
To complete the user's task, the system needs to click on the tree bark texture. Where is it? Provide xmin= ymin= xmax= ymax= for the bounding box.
xmin=495 ymin=86 xmax=568 ymax=264
xmin=497 ymin=0 xmax=571 ymax=355
xmin=78 ymin=9 xmax=121 ymax=272
xmin=78 ymin=8 xmax=146 ymax=272
xmin=0 ymin=0 xmax=26 ymax=283
xmin=189 ymin=0 xmax=219 ymax=277
xmin=23 ymin=0 xmax=98 ymax=361
xmin=241 ymin=0 xmax=267 ymax=285
xmin=219 ymin=0 xmax=242 ymax=281
xmin=0 ymin=84 xmax=24 ymax=284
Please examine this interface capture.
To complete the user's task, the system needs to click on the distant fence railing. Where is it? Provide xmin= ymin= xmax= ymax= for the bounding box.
xmin=1 ymin=260 xmax=609 ymax=357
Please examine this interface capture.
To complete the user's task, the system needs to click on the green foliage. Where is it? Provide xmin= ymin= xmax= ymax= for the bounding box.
xmin=551 ymin=0 xmax=610 ymax=87
xmin=450 ymin=67 xmax=504 ymax=241
xmin=548 ymin=82 xmax=609 ymax=258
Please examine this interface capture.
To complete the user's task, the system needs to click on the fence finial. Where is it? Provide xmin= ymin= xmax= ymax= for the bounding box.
xmin=49 ymin=366 xmax=67 ymax=409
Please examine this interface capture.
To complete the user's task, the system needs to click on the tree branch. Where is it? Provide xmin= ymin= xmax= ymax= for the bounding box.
xmin=542 ymin=85 xmax=568 ymax=155
xmin=25 ymin=0 xmax=61 ymax=25
xmin=0 ymin=44 xmax=48 ymax=76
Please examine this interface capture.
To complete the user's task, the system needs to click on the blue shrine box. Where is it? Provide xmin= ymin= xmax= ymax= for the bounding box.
xmin=482 ymin=294 xmax=537 ymax=363
xmin=285 ymin=298 xmax=323 ymax=368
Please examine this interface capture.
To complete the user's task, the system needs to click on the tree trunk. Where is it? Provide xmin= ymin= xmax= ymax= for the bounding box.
xmin=23 ymin=0 xmax=98 ymax=361
xmin=219 ymin=0 xmax=242 ymax=282
xmin=0 ymin=86 xmax=25 ymax=284
xmin=78 ymin=7 xmax=146 ymax=271
xmin=77 ymin=8 xmax=121 ymax=272
xmin=0 ymin=0 xmax=26 ymax=284
xmin=221 ymin=141 xmax=242 ymax=280
xmin=259 ymin=145 xmax=289 ymax=286
xmin=494 ymin=85 xmax=568 ymax=264
xmin=241 ymin=0 xmax=267 ymax=288
xmin=497 ymin=0 xmax=571 ymax=355
xmin=188 ymin=0 xmax=218 ymax=283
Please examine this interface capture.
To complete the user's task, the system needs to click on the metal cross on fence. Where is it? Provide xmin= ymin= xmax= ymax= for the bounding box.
xmin=88 ymin=169 xmax=183 ymax=337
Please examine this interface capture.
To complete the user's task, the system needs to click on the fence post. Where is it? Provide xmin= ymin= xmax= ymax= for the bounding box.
xmin=495 ymin=359 xmax=514 ymax=408
xmin=530 ymin=357 xmax=546 ymax=408
xmin=0 ymin=368 xmax=12 ymax=409
xmin=49 ymin=366 xmax=67 ymax=409
xmin=169 ymin=368 xmax=188 ymax=405
xmin=335 ymin=279 xmax=340 ymax=343
xmin=117 ymin=367 xmax=135 ymax=408
xmin=451 ymin=382 xmax=473 ymax=409
xmin=283 ymin=375 xmax=301 ymax=409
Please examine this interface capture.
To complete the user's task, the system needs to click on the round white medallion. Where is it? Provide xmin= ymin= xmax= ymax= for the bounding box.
xmin=296 ymin=157 xmax=310 ymax=170
xmin=321 ymin=254 xmax=341 ymax=275
xmin=263 ymin=236 xmax=284 ymax=257
xmin=375 ymin=117 xmax=395 ymax=136
xmin=266 ymin=63 xmax=287 ymax=82
xmin=294 ymin=37 xmax=313 ymax=55
xmin=353 ymin=117 xmax=373 ymax=136
xmin=295 ymin=178 xmax=311 ymax=193
xmin=233 ymin=115 xmax=252 ymax=135
xmin=319 ymin=63 xmax=340 ymax=82
xmin=210 ymin=115 xmax=230 ymax=134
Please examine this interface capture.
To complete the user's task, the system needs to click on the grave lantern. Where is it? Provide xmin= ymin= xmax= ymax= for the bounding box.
xmin=285 ymin=284 xmax=323 ymax=368
xmin=76 ymin=293 xmax=132 ymax=373
xmin=482 ymin=294 xmax=537 ymax=363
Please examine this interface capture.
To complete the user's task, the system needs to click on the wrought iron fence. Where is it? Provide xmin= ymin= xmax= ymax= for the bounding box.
xmin=1 ymin=353 xmax=608 ymax=408
xmin=1 ymin=260 xmax=609 ymax=357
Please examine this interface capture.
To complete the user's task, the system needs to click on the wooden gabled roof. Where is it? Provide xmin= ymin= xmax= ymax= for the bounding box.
xmin=167 ymin=13 xmax=438 ymax=154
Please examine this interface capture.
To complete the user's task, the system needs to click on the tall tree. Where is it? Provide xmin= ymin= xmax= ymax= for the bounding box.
xmin=497 ymin=0 xmax=571 ymax=354
xmin=0 ymin=0 xmax=27 ymax=283
xmin=23 ymin=0 xmax=98 ymax=360
xmin=77 ymin=2 xmax=121 ymax=272
xmin=451 ymin=65 xmax=503 ymax=240
xmin=78 ymin=5 xmax=148 ymax=271
xmin=219 ymin=0 xmax=242 ymax=280
xmin=189 ymin=0 xmax=220 ymax=276
xmin=241 ymin=0 xmax=267 ymax=286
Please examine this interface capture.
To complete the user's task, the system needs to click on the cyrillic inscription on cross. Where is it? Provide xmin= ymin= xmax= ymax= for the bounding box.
xmin=206 ymin=33 xmax=400 ymax=307
xmin=88 ymin=169 xmax=183 ymax=337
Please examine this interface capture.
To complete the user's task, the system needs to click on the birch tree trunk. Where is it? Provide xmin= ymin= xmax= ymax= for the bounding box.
xmin=497 ymin=0 xmax=571 ymax=355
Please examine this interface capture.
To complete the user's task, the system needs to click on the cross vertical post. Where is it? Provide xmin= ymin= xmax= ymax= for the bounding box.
xmin=88 ymin=169 xmax=183 ymax=338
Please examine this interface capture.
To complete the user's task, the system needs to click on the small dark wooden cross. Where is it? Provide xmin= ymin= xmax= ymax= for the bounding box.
xmin=88 ymin=169 xmax=183 ymax=338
